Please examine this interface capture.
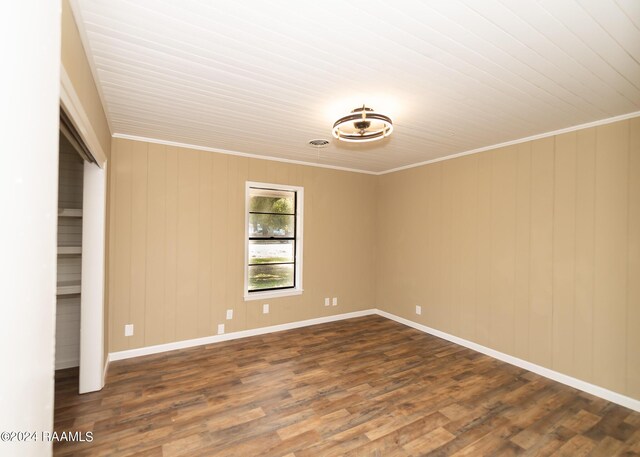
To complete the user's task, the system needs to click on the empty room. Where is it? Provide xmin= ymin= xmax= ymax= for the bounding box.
xmin=2 ymin=0 xmax=640 ymax=455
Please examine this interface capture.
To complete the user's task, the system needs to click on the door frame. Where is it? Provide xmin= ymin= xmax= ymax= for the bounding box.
xmin=60 ymin=64 xmax=108 ymax=393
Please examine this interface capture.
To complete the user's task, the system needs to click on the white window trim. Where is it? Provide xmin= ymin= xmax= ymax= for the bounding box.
xmin=244 ymin=181 xmax=304 ymax=301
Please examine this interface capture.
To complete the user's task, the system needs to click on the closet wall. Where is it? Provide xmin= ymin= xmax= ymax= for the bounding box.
xmin=55 ymin=134 xmax=84 ymax=370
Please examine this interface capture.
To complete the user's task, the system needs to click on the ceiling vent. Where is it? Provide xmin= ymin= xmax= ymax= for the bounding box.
xmin=308 ymin=139 xmax=330 ymax=148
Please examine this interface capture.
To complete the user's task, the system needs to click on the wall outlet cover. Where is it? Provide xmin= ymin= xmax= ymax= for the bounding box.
xmin=416 ymin=305 xmax=422 ymax=315
xmin=226 ymin=309 xmax=233 ymax=320
xmin=125 ymin=324 xmax=134 ymax=336
xmin=263 ymin=303 xmax=269 ymax=314
xmin=217 ymin=323 xmax=225 ymax=335
xmin=324 ymin=297 xmax=330 ymax=306
xmin=332 ymin=297 xmax=338 ymax=306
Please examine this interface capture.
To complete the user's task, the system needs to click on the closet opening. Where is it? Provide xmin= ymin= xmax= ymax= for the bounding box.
xmin=55 ymin=107 xmax=106 ymax=394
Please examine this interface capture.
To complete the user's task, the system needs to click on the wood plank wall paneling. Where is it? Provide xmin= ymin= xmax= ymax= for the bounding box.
xmin=107 ymin=118 xmax=638 ymax=400
xmin=108 ymin=138 xmax=377 ymax=352
xmin=130 ymin=141 xmax=148 ymax=348
xmin=376 ymin=118 xmax=640 ymax=400
xmin=211 ymin=154 xmax=229 ymax=330
xmin=552 ymin=132 xmax=577 ymax=375
xmin=176 ymin=150 xmax=199 ymax=341
xmin=475 ymin=153 xmax=492 ymax=347
xmin=529 ymin=137 xmax=554 ymax=368
xmin=164 ymin=147 xmax=178 ymax=343
xmin=145 ymin=143 xmax=166 ymax=346
xmin=629 ymin=117 xmax=640 ymax=399
xmin=573 ymin=128 xmax=596 ymax=383
xmin=110 ymin=140 xmax=132 ymax=351
xmin=514 ymin=142 xmax=532 ymax=361
xmin=594 ymin=121 xmax=629 ymax=394
xmin=489 ymin=146 xmax=517 ymax=355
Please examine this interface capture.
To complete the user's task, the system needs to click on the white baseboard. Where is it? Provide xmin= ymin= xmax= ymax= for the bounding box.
xmin=376 ymin=309 xmax=640 ymax=413
xmin=106 ymin=307 xmax=639 ymax=412
xmin=108 ymin=309 xmax=376 ymax=362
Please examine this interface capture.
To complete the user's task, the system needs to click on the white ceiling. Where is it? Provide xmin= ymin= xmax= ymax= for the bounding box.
xmin=71 ymin=0 xmax=640 ymax=173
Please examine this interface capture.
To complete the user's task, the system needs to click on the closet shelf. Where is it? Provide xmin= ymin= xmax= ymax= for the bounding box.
xmin=58 ymin=208 xmax=82 ymax=218
xmin=56 ymin=281 xmax=81 ymax=296
xmin=58 ymin=246 xmax=82 ymax=255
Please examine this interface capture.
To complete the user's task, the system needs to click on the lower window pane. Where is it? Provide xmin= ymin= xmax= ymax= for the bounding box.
xmin=249 ymin=240 xmax=294 ymax=264
xmin=248 ymin=263 xmax=294 ymax=291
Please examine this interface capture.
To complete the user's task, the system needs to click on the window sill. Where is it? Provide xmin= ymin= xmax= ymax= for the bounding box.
xmin=244 ymin=288 xmax=303 ymax=301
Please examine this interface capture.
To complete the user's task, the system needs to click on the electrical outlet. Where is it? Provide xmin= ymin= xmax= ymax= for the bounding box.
xmin=226 ymin=309 xmax=233 ymax=320
xmin=415 ymin=305 xmax=422 ymax=315
xmin=332 ymin=297 xmax=338 ymax=306
xmin=324 ymin=297 xmax=330 ymax=307
xmin=217 ymin=323 xmax=225 ymax=335
xmin=124 ymin=324 xmax=134 ymax=336
xmin=263 ymin=303 xmax=269 ymax=314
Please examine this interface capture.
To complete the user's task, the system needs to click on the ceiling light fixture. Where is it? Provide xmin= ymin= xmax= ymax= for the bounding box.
xmin=332 ymin=105 xmax=393 ymax=143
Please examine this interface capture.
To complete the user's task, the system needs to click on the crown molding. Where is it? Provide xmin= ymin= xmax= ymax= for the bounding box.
xmin=111 ymin=133 xmax=378 ymax=175
xmin=379 ymin=110 xmax=640 ymax=175
xmin=113 ymin=110 xmax=640 ymax=176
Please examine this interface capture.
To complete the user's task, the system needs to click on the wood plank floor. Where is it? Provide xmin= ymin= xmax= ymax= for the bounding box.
xmin=54 ymin=315 xmax=640 ymax=456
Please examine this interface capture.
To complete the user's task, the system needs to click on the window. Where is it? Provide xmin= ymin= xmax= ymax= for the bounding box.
xmin=245 ymin=182 xmax=303 ymax=300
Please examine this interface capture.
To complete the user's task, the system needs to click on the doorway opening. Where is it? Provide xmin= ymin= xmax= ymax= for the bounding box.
xmin=54 ymin=107 xmax=107 ymax=394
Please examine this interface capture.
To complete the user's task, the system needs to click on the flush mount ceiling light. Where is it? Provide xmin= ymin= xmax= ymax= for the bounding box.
xmin=332 ymin=105 xmax=393 ymax=143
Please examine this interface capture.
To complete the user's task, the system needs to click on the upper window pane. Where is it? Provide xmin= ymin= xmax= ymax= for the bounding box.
xmin=249 ymin=188 xmax=295 ymax=215
xmin=249 ymin=214 xmax=294 ymax=238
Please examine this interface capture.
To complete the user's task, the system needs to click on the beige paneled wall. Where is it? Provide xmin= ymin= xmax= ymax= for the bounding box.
xmin=107 ymin=138 xmax=377 ymax=352
xmin=376 ymin=117 xmax=640 ymax=399
xmin=107 ymin=118 xmax=638 ymax=400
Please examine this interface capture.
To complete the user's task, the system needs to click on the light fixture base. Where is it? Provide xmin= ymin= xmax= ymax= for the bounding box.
xmin=332 ymin=105 xmax=393 ymax=143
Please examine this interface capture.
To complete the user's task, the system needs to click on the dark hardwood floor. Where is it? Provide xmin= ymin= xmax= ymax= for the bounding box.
xmin=54 ymin=315 xmax=640 ymax=456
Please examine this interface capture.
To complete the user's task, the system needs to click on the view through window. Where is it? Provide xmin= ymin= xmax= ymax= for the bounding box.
xmin=247 ymin=185 xmax=300 ymax=293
